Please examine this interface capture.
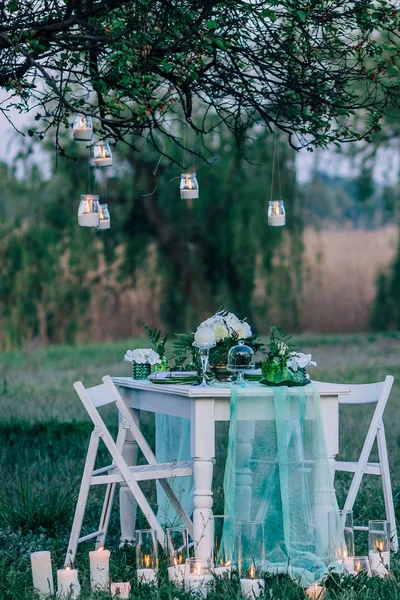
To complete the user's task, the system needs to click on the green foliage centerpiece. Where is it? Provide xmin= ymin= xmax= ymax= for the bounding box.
xmin=261 ymin=327 xmax=316 ymax=386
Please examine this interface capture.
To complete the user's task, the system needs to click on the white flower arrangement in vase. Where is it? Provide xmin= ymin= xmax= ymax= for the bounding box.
xmin=124 ymin=348 xmax=161 ymax=379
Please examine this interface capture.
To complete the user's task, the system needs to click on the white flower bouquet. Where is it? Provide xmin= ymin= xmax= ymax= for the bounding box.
xmin=124 ymin=348 xmax=161 ymax=380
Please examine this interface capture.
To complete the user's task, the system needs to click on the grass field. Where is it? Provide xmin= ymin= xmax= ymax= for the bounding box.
xmin=1 ymin=333 xmax=400 ymax=599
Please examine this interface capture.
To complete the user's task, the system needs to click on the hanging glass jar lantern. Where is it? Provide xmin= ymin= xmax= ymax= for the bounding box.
xmin=78 ymin=194 xmax=100 ymax=227
xmin=268 ymin=200 xmax=285 ymax=227
xmin=180 ymin=172 xmax=199 ymax=199
xmin=98 ymin=204 xmax=110 ymax=230
xmin=72 ymin=114 xmax=93 ymax=141
xmin=93 ymin=140 xmax=113 ymax=167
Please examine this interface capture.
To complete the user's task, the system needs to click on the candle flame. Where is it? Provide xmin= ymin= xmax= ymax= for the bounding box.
xmin=195 ymin=563 xmax=202 ymax=576
xmin=173 ymin=555 xmax=183 ymax=566
xmin=355 ymin=560 xmax=361 ymax=572
xmin=249 ymin=565 xmax=255 ymax=579
xmin=376 ymin=541 xmax=384 ymax=552
xmin=185 ymin=175 xmax=193 ymax=190
xmin=144 ymin=554 xmax=151 ymax=568
xmin=66 ymin=566 xmax=71 ymax=571
xmin=97 ymin=547 xmax=104 ymax=552
xmin=273 ymin=201 xmax=280 ymax=216
xmin=225 ymin=560 xmax=232 ymax=567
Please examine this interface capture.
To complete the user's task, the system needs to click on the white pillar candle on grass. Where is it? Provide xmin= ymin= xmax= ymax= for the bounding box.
xmin=194 ymin=327 xmax=216 ymax=347
xmin=57 ymin=567 xmax=80 ymax=599
xmin=167 ymin=563 xmax=186 ymax=586
xmin=31 ymin=551 xmax=54 ymax=597
xmin=213 ymin=564 xmax=233 ymax=577
xmin=368 ymin=550 xmax=390 ymax=577
xmin=111 ymin=582 xmax=131 ymax=597
xmin=240 ymin=577 xmax=265 ymax=598
xmin=89 ymin=547 xmax=110 ymax=590
xmin=137 ymin=568 xmax=157 ymax=584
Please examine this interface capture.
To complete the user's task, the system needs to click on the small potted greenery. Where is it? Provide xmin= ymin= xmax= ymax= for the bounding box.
xmin=261 ymin=327 xmax=316 ymax=386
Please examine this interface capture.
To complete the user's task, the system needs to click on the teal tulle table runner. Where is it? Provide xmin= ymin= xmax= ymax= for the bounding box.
xmin=221 ymin=383 xmax=339 ymax=585
xmin=156 ymin=383 xmax=339 ymax=585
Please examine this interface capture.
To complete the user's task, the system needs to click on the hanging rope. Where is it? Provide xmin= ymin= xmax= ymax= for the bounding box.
xmin=142 ymin=132 xmax=165 ymax=197
xmin=269 ymin=128 xmax=279 ymax=203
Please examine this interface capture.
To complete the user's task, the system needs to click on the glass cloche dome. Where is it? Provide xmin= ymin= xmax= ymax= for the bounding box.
xmin=227 ymin=340 xmax=255 ymax=386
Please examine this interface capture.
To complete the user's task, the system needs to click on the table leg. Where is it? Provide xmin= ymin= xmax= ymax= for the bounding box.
xmin=191 ymin=399 xmax=215 ymax=560
xmin=119 ymin=398 xmax=139 ymax=546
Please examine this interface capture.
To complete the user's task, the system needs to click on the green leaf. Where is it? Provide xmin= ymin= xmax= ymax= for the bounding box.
xmin=206 ymin=20 xmax=218 ymax=29
xmin=261 ymin=9 xmax=277 ymax=22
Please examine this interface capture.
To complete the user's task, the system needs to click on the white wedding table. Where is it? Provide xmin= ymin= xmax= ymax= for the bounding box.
xmin=112 ymin=377 xmax=350 ymax=558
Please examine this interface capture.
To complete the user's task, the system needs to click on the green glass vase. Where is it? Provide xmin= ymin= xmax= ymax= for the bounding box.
xmin=132 ymin=362 xmax=151 ymax=380
xmin=153 ymin=356 xmax=169 ymax=373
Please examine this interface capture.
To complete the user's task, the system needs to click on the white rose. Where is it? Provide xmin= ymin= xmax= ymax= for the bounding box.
xmin=234 ymin=321 xmax=252 ymax=339
xmin=213 ymin=324 xmax=229 ymax=341
xmin=145 ymin=349 xmax=162 ymax=365
xmin=287 ymin=352 xmax=317 ymax=371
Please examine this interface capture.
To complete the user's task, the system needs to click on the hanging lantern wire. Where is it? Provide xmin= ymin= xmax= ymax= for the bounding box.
xmin=268 ymin=129 xmax=286 ymax=227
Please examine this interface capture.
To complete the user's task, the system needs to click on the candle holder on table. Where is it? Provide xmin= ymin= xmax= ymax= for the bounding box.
xmin=136 ymin=529 xmax=158 ymax=584
xmin=238 ymin=520 xmax=265 ymax=598
xmin=328 ymin=509 xmax=355 ymax=573
xmin=212 ymin=515 xmax=235 ymax=577
xmin=192 ymin=327 xmax=216 ymax=387
xmin=184 ymin=558 xmax=213 ymax=597
xmin=369 ymin=520 xmax=390 ymax=576
xmin=166 ymin=527 xmax=189 ymax=586
xmin=227 ymin=341 xmax=255 ymax=387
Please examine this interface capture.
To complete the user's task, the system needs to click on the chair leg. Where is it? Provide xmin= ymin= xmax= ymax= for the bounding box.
xmin=95 ymin=483 xmax=116 ymax=550
xmin=65 ymin=433 xmax=100 ymax=566
xmin=377 ymin=425 xmax=398 ymax=551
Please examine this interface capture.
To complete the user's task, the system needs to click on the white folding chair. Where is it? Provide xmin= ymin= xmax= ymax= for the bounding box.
xmin=320 ymin=376 xmax=398 ymax=551
xmin=65 ymin=375 xmax=194 ymax=566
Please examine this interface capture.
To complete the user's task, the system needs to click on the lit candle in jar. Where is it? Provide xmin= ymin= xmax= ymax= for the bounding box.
xmin=305 ymin=582 xmax=324 ymax=599
xmin=137 ymin=554 xmax=157 ymax=584
xmin=56 ymin=565 xmax=81 ymax=599
xmin=31 ymin=551 xmax=54 ymax=597
xmin=213 ymin=559 xmax=233 ymax=577
xmin=368 ymin=521 xmax=390 ymax=577
xmin=93 ymin=141 xmax=113 ymax=167
xmin=180 ymin=173 xmax=199 ymax=199
xmin=72 ymin=114 xmax=93 ymax=141
xmin=268 ymin=200 xmax=285 ymax=226
xmin=89 ymin=546 xmax=110 ymax=590
xmin=239 ymin=566 xmax=265 ymax=598
xmin=185 ymin=558 xmax=213 ymax=597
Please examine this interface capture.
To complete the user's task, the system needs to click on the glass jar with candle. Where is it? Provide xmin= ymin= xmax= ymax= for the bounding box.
xmin=98 ymin=204 xmax=110 ymax=230
xmin=213 ymin=515 xmax=235 ymax=576
xmin=328 ymin=509 xmax=354 ymax=572
xmin=354 ymin=556 xmax=371 ymax=577
xmin=238 ymin=521 xmax=265 ymax=598
xmin=93 ymin=140 xmax=113 ymax=167
xmin=180 ymin=172 xmax=199 ymax=199
xmin=166 ymin=527 xmax=189 ymax=586
xmin=72 ymin=114 xmax=93 ymax=141
xmin=268 ymin=200 xmax=286 ymax=227
xmin=368 ymin=520 xmax=390 ymax=576
xmin=136 ymin=529 xmax=158 ymax=584
xmin=185 ymin=558 xmax=213 ymax=597
xmin=78 ymin=194 xmax=100 ymax=227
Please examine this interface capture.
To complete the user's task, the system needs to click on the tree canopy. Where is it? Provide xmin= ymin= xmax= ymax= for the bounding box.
xmin=1 ymin=0 xmax=400 ymax=160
